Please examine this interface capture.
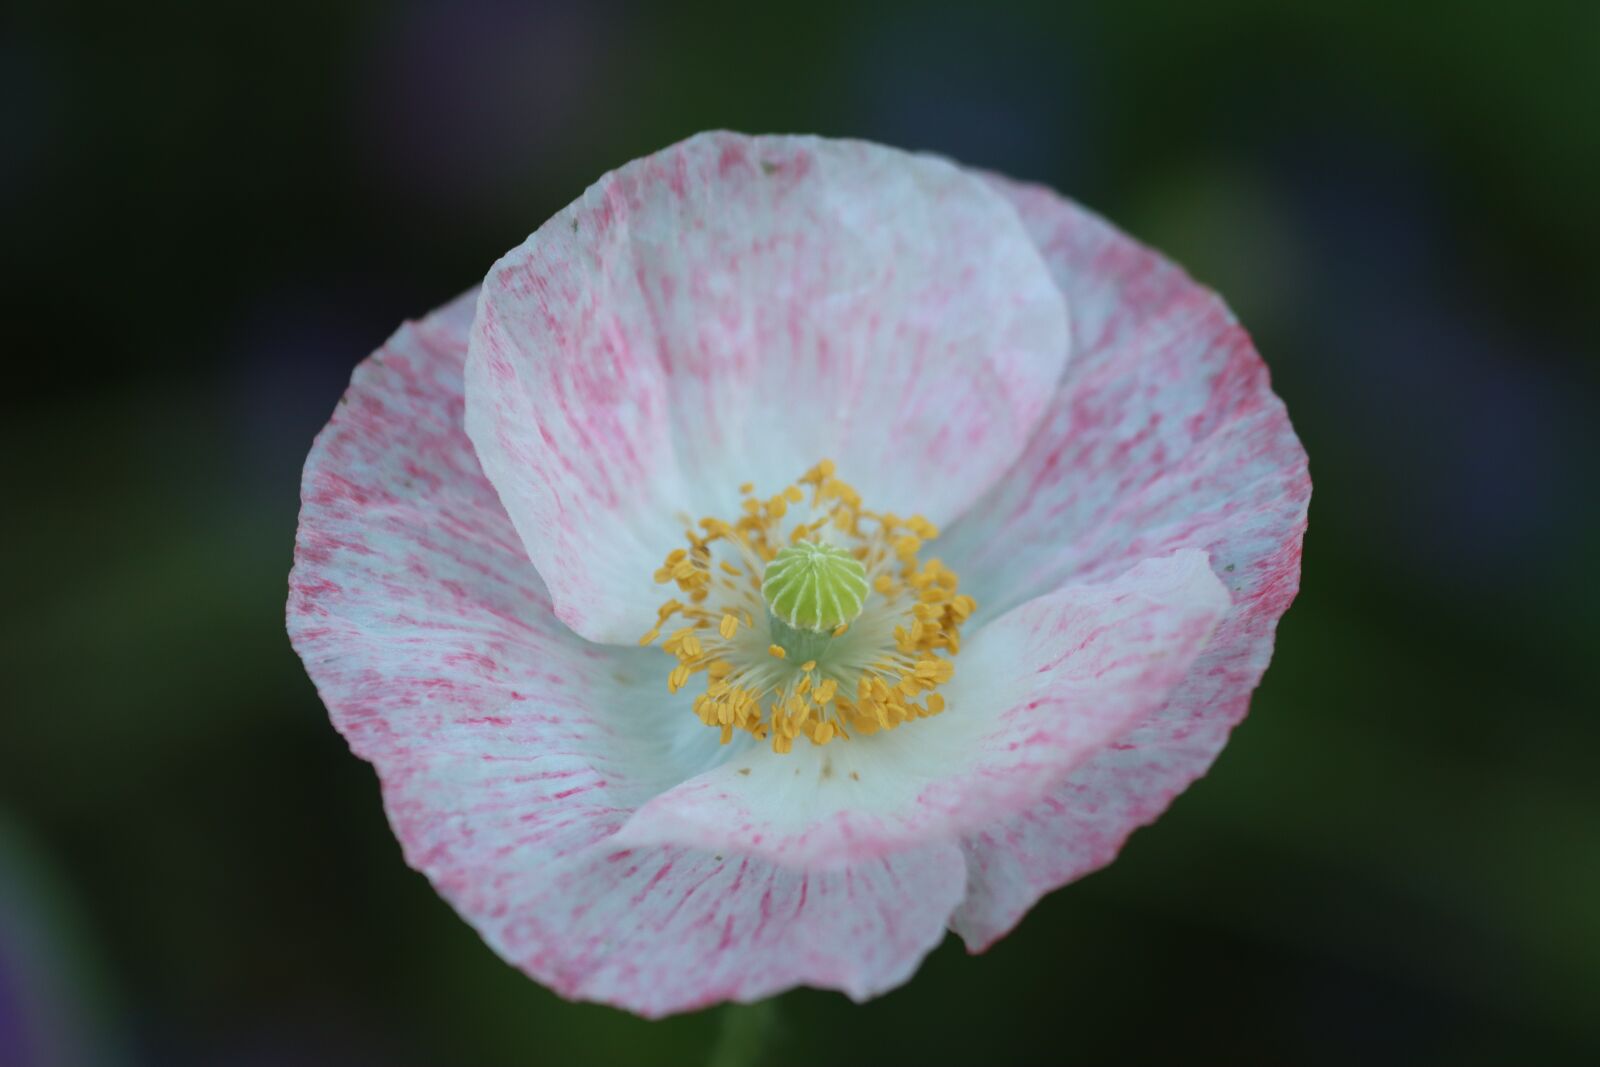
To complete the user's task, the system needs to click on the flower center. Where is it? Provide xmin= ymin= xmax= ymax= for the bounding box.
xmin=641 ymin=460 xmax=975 ymax=754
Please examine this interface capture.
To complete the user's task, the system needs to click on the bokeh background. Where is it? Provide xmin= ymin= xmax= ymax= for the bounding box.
xmin=5 ymin=1 xmax=1598 ymax=1064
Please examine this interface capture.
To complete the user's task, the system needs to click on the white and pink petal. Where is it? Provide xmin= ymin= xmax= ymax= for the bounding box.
xmin=939 ymin=176 xmax=1311 ymax=949
xmin=482 ymin=841 xmax=965 ymax=1017
xmin=287 ymin=292 xmax=964 ymax=1015
xmin=613 ymin=550 xmax=1231 ymax=870
xmin=463 ymin=132 xmax=1071 ymax=644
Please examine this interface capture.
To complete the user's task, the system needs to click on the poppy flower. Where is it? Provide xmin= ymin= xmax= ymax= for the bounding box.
xmin=288 ymin=132 xmax=1309 ymax=1017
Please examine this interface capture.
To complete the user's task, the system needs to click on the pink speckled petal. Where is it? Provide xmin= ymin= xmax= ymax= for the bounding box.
xmin=940 ymin=179 xmax=1311 ymax=949
xmin=478 ymin=840 xmax=966 ymax=1017
xmin=613 ymin=550 xmax=1230 ymax=871
xmin=464 ymin=131 xmax=1071 ymax=643
xmin=287 ymin=293 xmax=964 ymax=1015
xmin=287 ymin=289 xmax=710 ymax=859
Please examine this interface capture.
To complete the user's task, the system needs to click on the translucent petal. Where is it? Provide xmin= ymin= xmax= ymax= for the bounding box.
xmin=287 ymin=291 xmax=962 ymax=1014
xmin=463 ymin=132 xmax=1070 ymax=643
xmin=941 ymin=177 xmax=1311 ymax=949
xmin=614 ymin=552 xmax=1229 ymax=870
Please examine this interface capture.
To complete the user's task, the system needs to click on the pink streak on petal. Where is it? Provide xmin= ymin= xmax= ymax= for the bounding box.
xmin=483 ymin=841 xmax=965 ymax=1017
xmin=463 ymin=131 xmax=1071 ymax=644
xmin=613 ymin=551 xmax=1230 ymax=871
xmin=286 ymin=290 xmax=965 ymax=1015
xmin=943 ymin=176 xmax=1311 ymax=950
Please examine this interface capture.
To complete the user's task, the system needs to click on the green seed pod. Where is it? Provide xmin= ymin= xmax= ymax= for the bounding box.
xmin=761 ymin=542 xmax=869 ymax=632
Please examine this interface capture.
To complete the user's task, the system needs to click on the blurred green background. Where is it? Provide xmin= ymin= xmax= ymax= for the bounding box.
xmin=5 ymin=1 xmax=1598 ymax=1063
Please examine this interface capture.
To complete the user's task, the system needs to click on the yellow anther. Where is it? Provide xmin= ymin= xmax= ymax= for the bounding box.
xmin=639 ymin=627 xmax=660 ymax=646
xmin=767 ymin=643 xmax=787 ymax=660
xmin=800 ymin=660 xmax=817 ymax=673
xmin=719 ymin=614 xmax=738 ymax=639
xmin=832 ymin=622 xmax=848 ymax=637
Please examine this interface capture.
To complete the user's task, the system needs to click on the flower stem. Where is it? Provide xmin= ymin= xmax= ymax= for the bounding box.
xmin=708 ymin=1000 xmax=779 ymax=1067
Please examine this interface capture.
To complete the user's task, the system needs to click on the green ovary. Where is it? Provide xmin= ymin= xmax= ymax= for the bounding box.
xmin=761 ymin=541 xmax=869 ymax=632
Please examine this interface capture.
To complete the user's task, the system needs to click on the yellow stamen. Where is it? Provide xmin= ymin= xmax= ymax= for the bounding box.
xmin=667 ymin=664 xmax=690 ymax=692
xmin=642 ymin=461 xmax=973 ymax=753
